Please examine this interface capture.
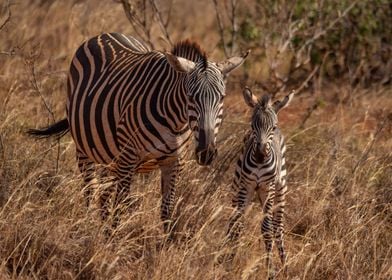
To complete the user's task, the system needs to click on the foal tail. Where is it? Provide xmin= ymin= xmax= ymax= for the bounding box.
xmin=27 ymin=118 xmax=70 ymax=139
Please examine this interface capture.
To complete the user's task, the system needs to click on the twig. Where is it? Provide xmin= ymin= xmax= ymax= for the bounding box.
xmin=1 ymin=81 xmax=16 ymax=118
xmin=293 ymin=65 xmax=319 ymax=95
xmin=164 ymin=0 xmax=173 ymax=28
xmin=120 ymin=0 xmax=154 ymax=49
xmin=297 ymin=0 xmax=359 ymax=55
xmin=141 ymin=0 xmax=152 ymax=45
xmin=0 ymin=38 xmax=30 ymax=57
xmin=351 ymin=117 xmax=387 ymax=175
xmin=120 ymin=0 xmax=174 ymax=49
xmin=149 ymin=0 xmax=173 ymax=47
xmin=212 ymin=0 xmax=229 ymax=58
xmin=229 ymin=0 xmax=238 ymax=55
xmin=28 ymin=61 xmax=55 ymax=123
xmin=0 ymin=0 xmax=11 ymax=31
xmin=294 ymin=65 xmax=321 ymax=129
xmin=299 ymin=100 xmax=320 ymax=129
xmin=25 ymin=53 xmax=61 ymax=173
xmin=0 ymin=49 xmax=16 ymax=56
xmin=0 ymin=133 xmax=4 ymax=169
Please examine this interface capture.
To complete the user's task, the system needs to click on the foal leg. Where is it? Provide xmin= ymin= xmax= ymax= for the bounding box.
xmin=273 ymin=181 xmax=287 ymax=271
xmin=258 ymin=182 xmax=276 ymax=279
xmin=222 ymin=182 xmax=254 ymax=262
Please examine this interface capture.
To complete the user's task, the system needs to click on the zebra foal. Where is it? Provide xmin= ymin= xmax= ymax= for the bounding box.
xmin=224 ymin=87 xmax=293 ymax=278
xmin=28 ymin=33 xmax=248 ymax=232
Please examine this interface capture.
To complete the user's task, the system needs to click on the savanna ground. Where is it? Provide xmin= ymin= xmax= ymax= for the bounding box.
xmin=0 ymin=0 xmax=391 ymax=279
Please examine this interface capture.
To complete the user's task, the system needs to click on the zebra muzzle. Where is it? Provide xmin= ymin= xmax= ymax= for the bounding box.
xmin=195 ymin=145 xmax=217 ymax=166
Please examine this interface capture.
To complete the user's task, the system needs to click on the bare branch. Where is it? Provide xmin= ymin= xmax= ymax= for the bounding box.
xmin=297 ymin=0 xmax=360 ymax=55
xmin=296 ymin=65 xmax=322 ymax=130
xmin=120 ymin=0 xmax=154 ymax=48
xmin=0 ymin=37 xmax=31 ymax=57
xmin=352 ymin=116 xmax=387 ymax=175
xmin=0 ymin=49 xmax=16 ymax=56
xmin=164 ymin=0 xmax=173 ymax=28
xmin=141 ymin=0 xmax=154 ymax=44
xmin=263 ymin=1 xmax=359 ymax=98
xmin=212 ymin=0 xmax=229 ymax=58
xmin=120 ymin=0 xmax=174 ymax=49
xmin=0 ymin=0 xmax=11 ymax=31
xmin=299 ymin=99 xmax=320 ymax=129
xmin=269 ymin=0 xmax=358 ymax=95
xmin=24 ymin=50 xmax=62 ymax=172
xmin=293 ymin=65 xmax=319 ymax=95
xmin=25 ymin=54 xmax=55 ymax=124
xmin=229 ymin=0 xmax=238 ymax=55
xmin=149 ymin=0 xmax=173 ymax=47
xmin=212 ymin=0 xmax=240 ymax=57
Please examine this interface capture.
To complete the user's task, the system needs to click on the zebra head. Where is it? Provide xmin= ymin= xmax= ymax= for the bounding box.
xmin=165 ymin=42 xmax=249 ymax=165
xmin=243 ymin=87 xmax=294 ymax=161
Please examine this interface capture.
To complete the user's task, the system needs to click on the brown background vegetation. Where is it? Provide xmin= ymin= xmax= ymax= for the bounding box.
xmin=0 ymin=0 xmax=391 ymax=279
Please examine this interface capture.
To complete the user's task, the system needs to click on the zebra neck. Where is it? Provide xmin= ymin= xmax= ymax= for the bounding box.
xmin=165 ymin=74 xmax=189 ymax=133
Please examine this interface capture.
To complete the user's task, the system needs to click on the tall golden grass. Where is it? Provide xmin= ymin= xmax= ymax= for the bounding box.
xmin=0 ymin=1 xmax=391 ymax=279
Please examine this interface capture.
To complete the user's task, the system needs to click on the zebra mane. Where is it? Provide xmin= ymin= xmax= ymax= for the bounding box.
xmin=258 ymin=94 xmax=272 ymax=110
xmin=171 ymin=39 xmax=208 ymax=70
xmin=252 ymin=94 xmax=275 ymax=122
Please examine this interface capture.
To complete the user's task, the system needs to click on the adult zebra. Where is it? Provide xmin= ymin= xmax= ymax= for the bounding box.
xmin=28 ymin=33 xmax=248 ymax=231
xmin=224 ymin=87 xmax=293 ymax=278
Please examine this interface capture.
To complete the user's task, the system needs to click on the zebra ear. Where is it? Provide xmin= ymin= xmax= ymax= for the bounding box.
xmin=165 ymin=52 xmax=196 ymax=73
xmin=273 ymin=91 xmax=294 ymax=113
xmin=242 ymin=87 xmax=258 ymax=108
xmin=217 ymin=50 xmax=250 ymax=75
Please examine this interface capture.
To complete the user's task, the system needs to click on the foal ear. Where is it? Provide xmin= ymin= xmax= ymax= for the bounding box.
xmin=165 ymin=52 xmax=196 ymax=73
xmin=273 ymin=90 xmax=294 ymax=113
xmin=242 ymin=87 xmax=258 ymax=108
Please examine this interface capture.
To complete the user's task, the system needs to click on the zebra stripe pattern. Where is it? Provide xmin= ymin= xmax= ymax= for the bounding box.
xmin=29 ymin=33 xmax=248 ymax=232
xmin=225 ymin=87 xmax=293 ymax=277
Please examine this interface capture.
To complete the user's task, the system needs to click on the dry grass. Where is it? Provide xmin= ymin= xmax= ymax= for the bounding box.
xmin=1 ymin=1 xmax=391 ymax=279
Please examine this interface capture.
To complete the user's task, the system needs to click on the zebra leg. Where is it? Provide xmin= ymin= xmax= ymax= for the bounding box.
xmin=111 ymin=163 xmax=137 ymax=229
xmin=159 ymin=159 xmax=182 ymax=235
xmin=258 ymin=182 xmax=276 ymax=279
xmin=76 ymin=150 xmax=96 ymax=207
xmin=273 ymin=181 xmax=287 ymax=271
xmin=99 ymin=149 xmax=138 ymax=228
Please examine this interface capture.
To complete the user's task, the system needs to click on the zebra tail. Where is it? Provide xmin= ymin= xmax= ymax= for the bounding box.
xmin=27 ymin=118 xmax=70 ymax=139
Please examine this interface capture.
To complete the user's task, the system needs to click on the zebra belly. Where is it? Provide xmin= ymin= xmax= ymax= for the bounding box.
xmin=136 ymin=157 xmax=178 ymax=173
xmin=68 ymin=115 xmax=120 ymax=164
xmin=129 ymin=129 xmax=191 ymax=164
